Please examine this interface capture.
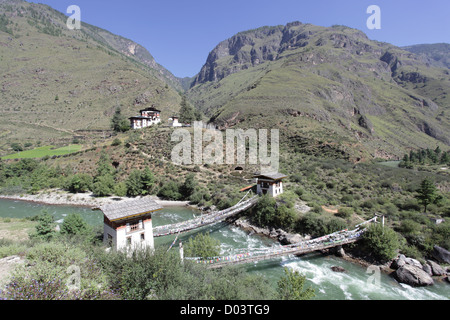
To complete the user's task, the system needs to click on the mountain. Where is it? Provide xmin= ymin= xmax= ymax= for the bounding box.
xmin=187 ymin=22 xmax=450 ymax=160
xmin=0 ymin=0 xmax=182 ymax=152
xmin=402 ymin=43 xmax=450 ymax=70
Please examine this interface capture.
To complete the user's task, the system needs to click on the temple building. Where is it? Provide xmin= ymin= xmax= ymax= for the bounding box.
xmin=129 ymin=107 xmax=161 ymax=129
xmin=253 ymin=172 xmax=287 ymax=197
xmin=169 ymin=116 xmax=182 ymax=127
xmin=97 ymin=198 xmax=162 ymax=251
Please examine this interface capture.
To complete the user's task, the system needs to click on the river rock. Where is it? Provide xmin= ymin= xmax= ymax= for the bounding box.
xmin=394 ymin=264 xmax=434 ymax=287
xmin=404 ymin=257 xmax=422 ymax=269
xmin=432 ymin=246 xmax=450 ymax=264
xmin=390 ymin=254 xmax=406 ymax=269
xmin=335 ymin=246 xmax=346 ymax=257
xmin=422 ymin=264 xmax=433 ymax=276
xmin=331 ymin=266 xmax=346 ymax=273
xmin=426 ymin=260 xmax=446 ymax=276
xmin=279 ymin=233 xmax=303 ymax=245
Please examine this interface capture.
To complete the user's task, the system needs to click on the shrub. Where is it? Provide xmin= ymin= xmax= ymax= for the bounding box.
xmin=157 ymin=180 xmax=182 ymax=200
xmin=336 ymin=207 xmax=353 ymax=219
xmin=252 ymin=195 xmax=277 ymax=227
xmin=277 ymin=267 xmax=315 ymax=300
xmin=274 ymin=204 xmax=297 ymax=230
xmin=68 ymin=173 xmax=92 ymax=193
xmin=60 ymin=213 xmax=90 ymax=236
xmin=361 ymin=224 xmax=399 ymax=262
xmin=184 ymin=232 xmax=220 ymax=259
xmin=111 ymin=138 xmax=122 ymax=146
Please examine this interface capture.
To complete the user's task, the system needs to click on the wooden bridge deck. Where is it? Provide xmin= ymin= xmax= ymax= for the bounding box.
xmin=185 ymin=217 xmax=378 ymax=268
xmin=153 ymin=194 xmax=258 ymax=237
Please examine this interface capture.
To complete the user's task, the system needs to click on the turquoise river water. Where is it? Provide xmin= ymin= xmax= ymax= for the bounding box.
xmin=0 ymin=198 xmax=448 ymax=300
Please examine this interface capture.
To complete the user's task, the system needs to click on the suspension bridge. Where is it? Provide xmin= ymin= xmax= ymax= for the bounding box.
xmin=153 ymin=191 xmax=258 ymax=237
xmin=184 ymin=216 xmax=379 ymax=269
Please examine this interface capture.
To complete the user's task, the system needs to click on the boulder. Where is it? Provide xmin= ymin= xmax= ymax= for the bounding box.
xmin=279 ymin=233 xmax=303 ymax=245
xmin=426 ymin=260 xmax=446 ymax=276
xmin=394 ymin=264 xmax=434 ymax=287
xmin=432 ymin=246 xmax=450 ymax=264
xmin=331 ymin=266 xmax=346 ymax=273
xmin=422 ymin=264 xmax=433 ymax=276
xmin=390 ymin=254 xmax=406 ymax=269
xmin=404 ymin=257 xmax=422 ymax=269
xmin=335 ymin=246 xmax=346 ymax=257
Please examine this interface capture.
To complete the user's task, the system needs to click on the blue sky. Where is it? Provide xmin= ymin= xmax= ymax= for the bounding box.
xmin=29 ymin=0 xmax=450 ymax=78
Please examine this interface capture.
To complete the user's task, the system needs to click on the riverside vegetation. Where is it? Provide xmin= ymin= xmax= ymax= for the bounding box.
xmin=0 ymin=214 xmax=315 ymax=300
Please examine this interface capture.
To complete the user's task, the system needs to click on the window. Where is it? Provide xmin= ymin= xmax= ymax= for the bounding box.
xmin=126 ymin=237 xmax=131 ymax=246
xmin=140 ymin=233 xmax=145 ymax=241
xmin=130 ymin=222 xmax=139 ymax=232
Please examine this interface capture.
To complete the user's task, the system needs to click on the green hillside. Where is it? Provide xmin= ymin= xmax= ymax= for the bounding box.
xmin=187 ymin=23 xmax=450 ymax=160
xmin=0 ymin=0 xmax=182 ymax=155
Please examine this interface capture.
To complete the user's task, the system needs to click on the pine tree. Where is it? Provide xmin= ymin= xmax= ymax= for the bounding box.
xmin=111 ymin=107 xmax=130 ymax=132
xmin=141 ymin=167 xmax=155 ymax=195
xmin=178 ymin=96 xmax=196 ymax=124
xmin=415 ymin=178 xmax=440 ymax=213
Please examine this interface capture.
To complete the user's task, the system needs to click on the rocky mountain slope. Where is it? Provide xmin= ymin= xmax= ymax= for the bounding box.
xmin=187 ymin=22 xmax=450 ymax=160
xmin=0 ymin=0 xmax=182 ymax=152
xmin=402 ymin=43 xmax=450 ymax=70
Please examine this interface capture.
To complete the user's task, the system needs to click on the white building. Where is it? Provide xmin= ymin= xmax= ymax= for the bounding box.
xmin=253 ymin=172 xmax=287 ymax=197
xmin=169 ymin=116 xmax=182 ymax=127
xmin=98 ymin=198 xmax=162 ymax=252
xmin=129 ymin=107 xmax=161 ymax=129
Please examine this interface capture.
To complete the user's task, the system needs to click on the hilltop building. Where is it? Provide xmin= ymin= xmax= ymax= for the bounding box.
xmin=97 ymin=198 xmax=162 ymax=251
xmin=129 ymin=107 xmax=161 ymax=129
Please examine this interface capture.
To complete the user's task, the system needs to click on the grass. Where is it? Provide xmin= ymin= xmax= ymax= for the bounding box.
xmin=0 ymin=217 xmax=37 ymax=244
xmin=1 ymin=145 xmax=83 ymax=160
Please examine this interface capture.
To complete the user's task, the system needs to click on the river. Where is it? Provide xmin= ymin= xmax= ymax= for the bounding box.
xmin=0 ymin=198 xmax=448 ymax=300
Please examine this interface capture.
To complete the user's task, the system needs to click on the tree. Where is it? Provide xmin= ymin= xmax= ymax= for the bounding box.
xmin=157 ymin=180 xmax=182 ymax=200
xmin=140 ymin=167 xmax=155 ymax=195
xmin=179 ymin=173 xmax=196 ymax=200
xmin=277 ymin=267 xmax=315 ymax=300
xmin=126 ymin=169 xmax=143 ymax=197
xmin=415 ymin=178 xmax=441 ymax=213
xmin=111 ymin=107 xmax=130 ymax=132
xmin=184 ymin=232 xmax=221 ymax=259
xmin=92 ymin=174 xmax=115 ymax=197
xmin=178 ymin=96 xmax=201 ymax=124
xmin=60 ymin=213 xmax=90 ymax=236
xmin=95 ymin=151 xmax=114 ymax=178
xmin=440 ymin=152 xmax=450 ymax=165
xmin=31 ymin=212 xmax=56 ymax=241
xmin=68 ymin=173 xmax=92 ymax=193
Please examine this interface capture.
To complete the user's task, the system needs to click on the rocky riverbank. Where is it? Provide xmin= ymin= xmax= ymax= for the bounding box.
xmin=231 ymin=217 xmax=450 ymax=287
xmin=0 ymin=189 xmax=191 ymax=208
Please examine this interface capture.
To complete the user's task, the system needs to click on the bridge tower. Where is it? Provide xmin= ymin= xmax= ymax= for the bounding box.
xmin=96 ymin=198 xmax=162 ymax=252
xmin=253 ymin=172 xmax=287 ymax=197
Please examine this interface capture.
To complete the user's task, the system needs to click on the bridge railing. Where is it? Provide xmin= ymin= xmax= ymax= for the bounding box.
xmin=185 ymin=219 xmax=376 ymax=267
xmin=153 ymin=195 xmax=259 ymax=237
